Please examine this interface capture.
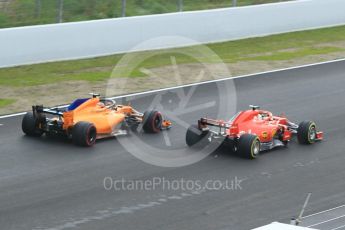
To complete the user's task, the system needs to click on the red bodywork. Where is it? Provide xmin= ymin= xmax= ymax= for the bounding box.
xmin=199 ymin=109 xmax=323 ymax=143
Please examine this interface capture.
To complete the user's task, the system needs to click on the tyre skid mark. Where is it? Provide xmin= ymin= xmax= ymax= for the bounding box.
xmin=33 ymin=190 xmax=207 ymax=230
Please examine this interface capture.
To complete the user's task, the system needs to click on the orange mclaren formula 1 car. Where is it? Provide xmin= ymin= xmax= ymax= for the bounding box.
xmin=22 ymin=93 xmax=172 ymax=146
xmin=186 ymin=105 xmax=323 ymax=159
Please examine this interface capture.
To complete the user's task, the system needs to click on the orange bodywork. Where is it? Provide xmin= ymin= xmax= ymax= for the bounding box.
xmin=62 ymin=98 xmax=125 ymax=134
xmin=162 ymin=120 xmax=172 ymax=129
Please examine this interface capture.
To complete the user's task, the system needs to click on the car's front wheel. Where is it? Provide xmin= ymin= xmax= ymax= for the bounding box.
xmin=297 ymin=120 xmax=317 ymax=144
xmin=142 ymin=110 xmax=162 ymax=133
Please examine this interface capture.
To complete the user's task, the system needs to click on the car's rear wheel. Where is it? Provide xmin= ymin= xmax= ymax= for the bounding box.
xmin=22 ymin=112 xmax=43 ymax=137
xmin=297 ymin=121 xmax=317 ymax=144
xmin=186 ymin=124 xmax=210 ymax=148
xmin=142 ymin=111 xmax=162 ymax=133
xmin=238 ymin=134 xmax=260 ymax=159
xmin=72 ymin=121 xmax=97 ymax=147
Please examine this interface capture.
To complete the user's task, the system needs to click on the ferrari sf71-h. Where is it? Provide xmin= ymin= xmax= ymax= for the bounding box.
xmin=186 ymin=105 xmax=323 ymax=159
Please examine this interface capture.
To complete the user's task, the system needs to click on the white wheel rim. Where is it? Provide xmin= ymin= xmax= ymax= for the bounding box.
xmin=309 ymin=126 xmax=316 ymax=142
xmin=252 ymin=140 xmax=260 ymax=156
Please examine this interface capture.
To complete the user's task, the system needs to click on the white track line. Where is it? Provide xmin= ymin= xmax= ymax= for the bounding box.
xmin=307 ymin=214 xmax=345 ymax=228
xmin=330 ymin=224 xmax=345 ymax=230
xmin=0 ymin=112 xmax=27 ymax=119
xmin=108 ymin=58 xmax=345 ymax=100
xmin=302 ymin=204 xmax=345 ymax=219
xmin=1 ymin=57 xmax=345 ymax=120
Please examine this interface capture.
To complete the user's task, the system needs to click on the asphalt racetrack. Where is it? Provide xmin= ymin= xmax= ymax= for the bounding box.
xmin=1 ymin=60 xmax=345 ymax=230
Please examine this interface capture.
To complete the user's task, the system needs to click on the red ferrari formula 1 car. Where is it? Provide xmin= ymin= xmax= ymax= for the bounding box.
xmin=22 ymin=93 xmax=171 ymax=147
xmin=186 ymin=105 xmax=323 ymax=159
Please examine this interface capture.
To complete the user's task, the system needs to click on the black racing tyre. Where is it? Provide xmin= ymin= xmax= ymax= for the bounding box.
xmin=297 ymin=121 xmax=317 ymax=144
xmin=22 ymin=112 xmax=43 ymax=137
xmin=72 ymin=121 xmax=97 ymax=147
xmin=238 ymin=134 xmax=260 ymax=159
xmin=142 ymin=111 xmax=162 ymax=133
xmin=186 ymin=124 xmax=210 ymax=148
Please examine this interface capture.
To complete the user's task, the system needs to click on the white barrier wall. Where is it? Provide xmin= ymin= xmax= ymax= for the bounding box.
xmin=0 ymin=0 xmax=345 ymax=68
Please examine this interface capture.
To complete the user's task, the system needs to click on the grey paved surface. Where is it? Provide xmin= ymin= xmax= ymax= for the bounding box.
xmin=301 ymin=205 xmax=345 ymax=230
xmin=0 ymin=60 xmax=345 ymax=230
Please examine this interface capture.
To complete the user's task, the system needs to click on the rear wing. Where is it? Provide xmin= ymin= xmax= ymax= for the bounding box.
xmin=198 ymin=117 xmax=231 ymax=129
xmin=198 ymin=117 xmax=240 ymax=136
xmin=32 ymin=105 xmax=74 ymax=130
xmin=32 ymin=105 xmax=64 ymax=117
